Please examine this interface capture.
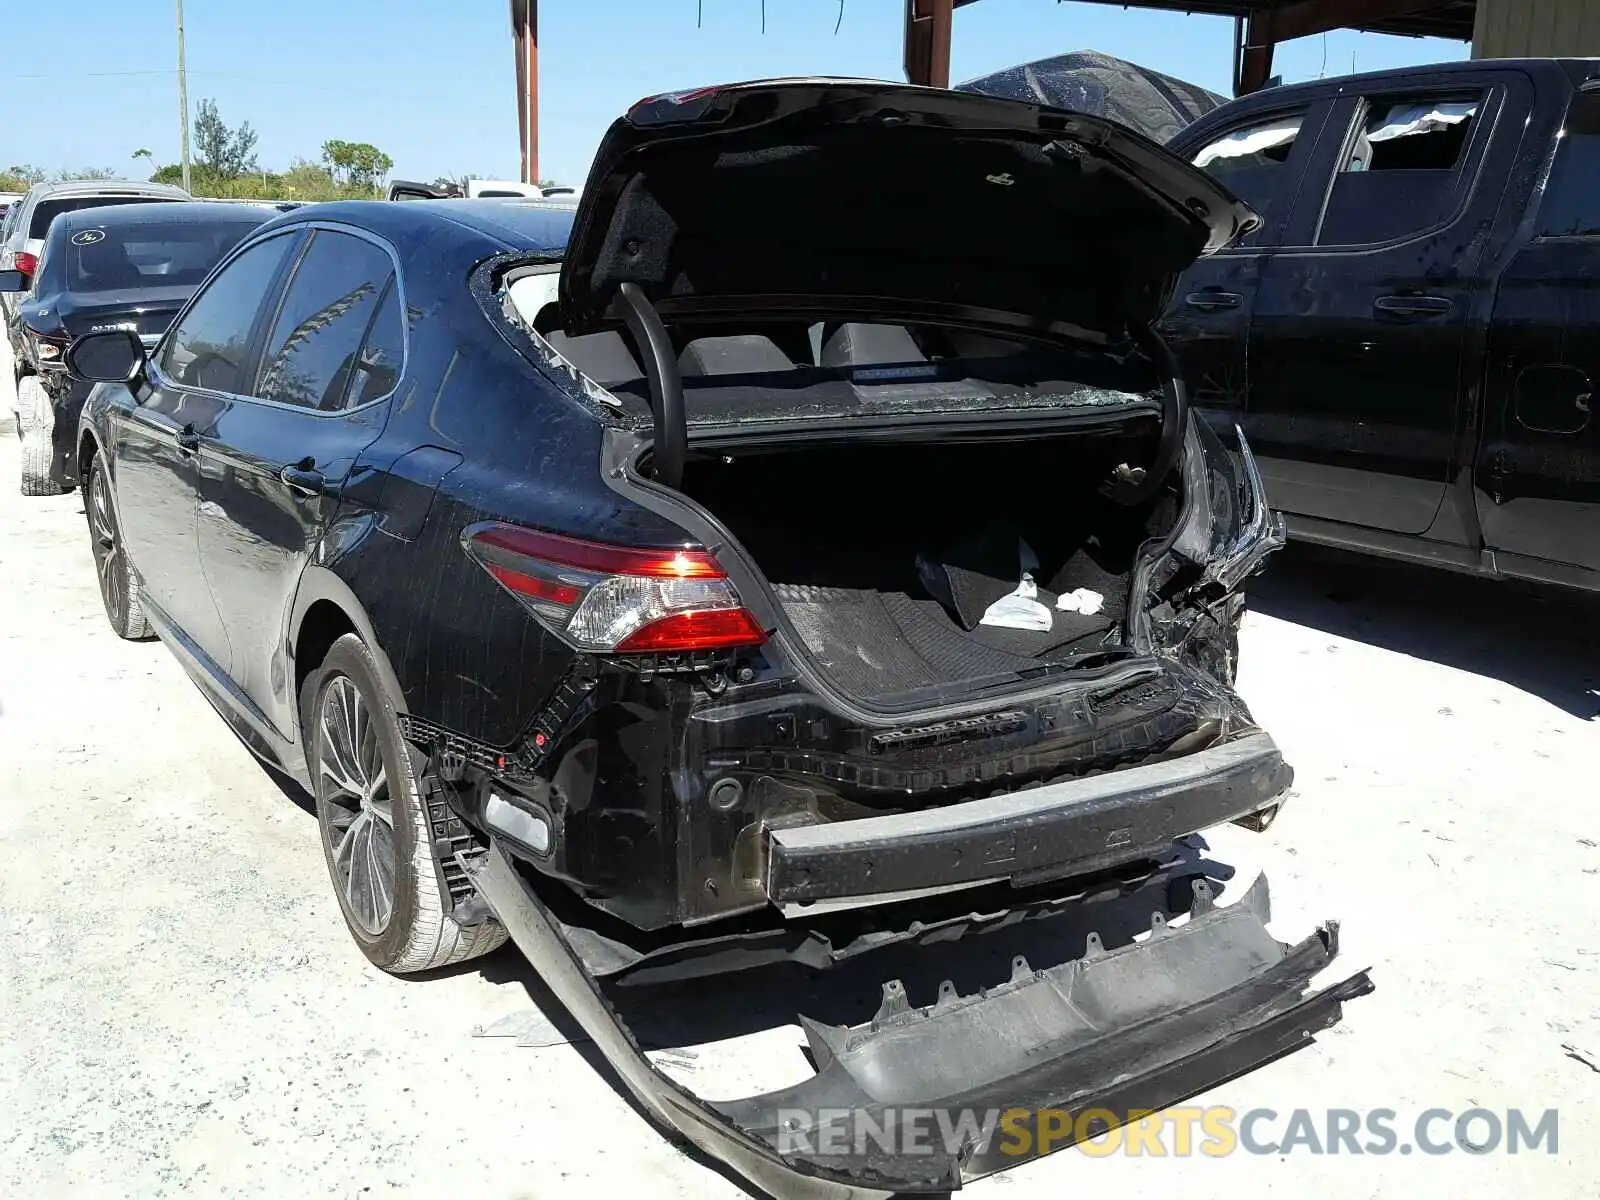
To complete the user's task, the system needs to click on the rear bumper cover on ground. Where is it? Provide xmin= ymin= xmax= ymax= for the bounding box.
xmin=466 ymin=842 xmax=1372 ymax=1197
xmin=768 ymin=730 xmax=1292 ymax=902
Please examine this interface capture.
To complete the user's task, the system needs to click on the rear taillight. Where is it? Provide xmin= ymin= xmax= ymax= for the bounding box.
xmin=13 ymin=251 xmax=37 ymax=277
xmin=462 ymin=522 xmax=766 ymax=654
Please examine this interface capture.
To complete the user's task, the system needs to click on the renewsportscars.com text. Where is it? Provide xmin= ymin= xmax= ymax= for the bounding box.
xmin=775 ymin=1106 xmax=1560 ymax=1159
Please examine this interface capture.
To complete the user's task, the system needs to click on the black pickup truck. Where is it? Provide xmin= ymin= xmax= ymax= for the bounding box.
xmin=1161 ymin=58 xmax=1600 ymax=592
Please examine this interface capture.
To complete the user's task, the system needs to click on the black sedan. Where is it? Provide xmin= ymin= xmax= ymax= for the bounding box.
xmin=67 ymin=80 xmax=1368 ymax=1196
xmin=2 ymin=200 xmax=275 ymax=495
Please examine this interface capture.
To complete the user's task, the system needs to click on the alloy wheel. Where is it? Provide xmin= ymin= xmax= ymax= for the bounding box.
xmin=88 ymin=466 xmax=126 ymax=622
xmin=318 ymin=676 xmax=397 ymax=935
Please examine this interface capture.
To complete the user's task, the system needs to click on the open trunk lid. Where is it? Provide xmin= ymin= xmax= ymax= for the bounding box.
xmin=559 ymin=78 xmax=1257 ymax=344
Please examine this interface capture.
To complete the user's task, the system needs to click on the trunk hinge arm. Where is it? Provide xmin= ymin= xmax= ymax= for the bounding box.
xmin=613 ymin=282 xmax=686 ymax=489
xmin=1110 ymin=323 xmax=1188 ymax=507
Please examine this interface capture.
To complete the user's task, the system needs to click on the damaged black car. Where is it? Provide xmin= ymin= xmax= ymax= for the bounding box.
xmin=72 ymin=80 xmax=1369 ymax=1195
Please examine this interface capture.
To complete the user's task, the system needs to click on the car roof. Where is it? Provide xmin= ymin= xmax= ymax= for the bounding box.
xmin=25 ymin=179 xmax=190 ymax=200
xmin=261 ymin=197 xmax=574 ymax=256
xmin=50 ymin=200 xmax=271 ymax=233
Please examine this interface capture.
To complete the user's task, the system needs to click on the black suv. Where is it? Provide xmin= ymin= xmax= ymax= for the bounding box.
xmin=71 ymin=81 xmax=1367 ymax=1195
xmin=3 ymin=201 xmax=273 ymax=495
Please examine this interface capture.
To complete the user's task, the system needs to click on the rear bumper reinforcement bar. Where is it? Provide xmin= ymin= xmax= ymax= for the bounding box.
xmin=465 ymin=842 xmax=1372 ymax=1196
xmin=768 ymin=730 xmax=1292 ymax=902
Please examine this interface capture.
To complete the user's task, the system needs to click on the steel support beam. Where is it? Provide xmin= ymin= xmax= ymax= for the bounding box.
xmin=1238 ymin=0 xmax=1454 ymax=93
xmin=904 ymin=0 xmax=955 ymax=88
xmin=1238 ymin=10 xmax=1276 ymax=95
xmin=511 ymin=0 xmax=539 ymax=184
xmin=1257 ymin=0 xmax=1452 ymax=43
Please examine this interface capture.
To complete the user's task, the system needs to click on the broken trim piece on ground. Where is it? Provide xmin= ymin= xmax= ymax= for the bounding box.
xmin=466 ymin=846 xmax=1373 ymax=1197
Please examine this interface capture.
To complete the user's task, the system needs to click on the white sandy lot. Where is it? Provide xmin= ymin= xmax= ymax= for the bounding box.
xmin=1 ymin=339 xmax=1596 ymax=1199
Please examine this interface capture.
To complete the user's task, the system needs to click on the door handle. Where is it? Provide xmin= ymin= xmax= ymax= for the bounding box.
xmin=1374 ymin=294 xmax=1452 ymax=317
xmin=279 ymin=463 xmax=326 ymax=497
xmin=1184 ymin=290 xmax=1243 ymax=311
xmin=175 ymin=426 xmax=199 ymax=453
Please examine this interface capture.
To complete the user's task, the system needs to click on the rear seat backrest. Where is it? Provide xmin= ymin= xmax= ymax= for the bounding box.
xmin=820 ymin=323 xmax=926 ymax=368
xmin=946 ymin=330 xmax=1025 ymax=359
xmin=543 ymin=331 xmax=643 ymax=387
xmin=678 ymin=335 xmax=794 ymax=377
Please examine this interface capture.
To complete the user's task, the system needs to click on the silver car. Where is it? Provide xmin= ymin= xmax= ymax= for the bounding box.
xmin=1 ymin=179 xmax=190 ymax=365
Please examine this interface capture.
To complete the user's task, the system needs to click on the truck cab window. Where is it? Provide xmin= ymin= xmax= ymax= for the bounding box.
xmin=1344 ymin=100 xmax=1477 ymax=173
xmin=1536 ymin=91 xmax=1600 ymax=238
xmin=1190 ymin=113 xmax=1304 ymax=242
xmin=1319 ymin=93 xmax=1484 ymax=246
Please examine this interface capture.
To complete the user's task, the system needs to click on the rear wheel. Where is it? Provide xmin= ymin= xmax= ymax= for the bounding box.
xmin=85 ymin=456 xmax=151 ymax=640
xmin=302 ymin=634 xmax=505 ymax=973
xmin=17 ymin=377 xmax=63 ymax=497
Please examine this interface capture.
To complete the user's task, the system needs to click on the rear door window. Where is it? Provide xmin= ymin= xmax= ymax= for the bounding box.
xmin=1190 ymin=110 xmax=1308 ymax=243
xmin=1535 ymin=90 xmax=1600 ymax=238
xmin=343 ymin=280 xmax=405 ymax=405
xmin=253 ymin=229 xmax=395 ymax=411
xmin=1317 ymin=92 xmax=1484 ymax=246
xmin=160 ymin=232 xmax=299 ymax=393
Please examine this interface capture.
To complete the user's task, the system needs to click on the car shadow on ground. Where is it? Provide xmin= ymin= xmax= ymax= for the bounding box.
xmin=1247 ymin=542 xmax=1600 ymax=721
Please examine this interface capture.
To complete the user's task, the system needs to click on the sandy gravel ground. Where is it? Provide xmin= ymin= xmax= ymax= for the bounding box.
xmin=1 ymin=341 xmax=1596 ymax=1199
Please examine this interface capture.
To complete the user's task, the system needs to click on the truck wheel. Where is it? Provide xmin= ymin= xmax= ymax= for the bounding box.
xmin=17 ymin=377 xmax=63 ymax=497
xmin=302 ymin=633 xmax=506 ymax=974
xmin=84 ymin=456 xmax=151 ymax=640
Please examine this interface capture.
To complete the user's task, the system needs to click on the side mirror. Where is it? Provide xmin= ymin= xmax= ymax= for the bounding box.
xmin=0 ymin=269 xmax=27 ymax=292
xmin=65 ymin=329 xmax=147 ymax=383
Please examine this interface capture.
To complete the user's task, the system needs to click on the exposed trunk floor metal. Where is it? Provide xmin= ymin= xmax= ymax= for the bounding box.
xmin=773 ymin=584 xmax=1112 ymax=700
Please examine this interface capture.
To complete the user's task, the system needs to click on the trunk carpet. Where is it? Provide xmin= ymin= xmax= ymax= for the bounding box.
xmin=773 ymin=584 xmax=1112 ymax=700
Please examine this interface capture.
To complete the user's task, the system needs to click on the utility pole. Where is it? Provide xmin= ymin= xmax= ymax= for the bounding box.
xmin=176 ymin=0 xmax=192 ymax=194
xmin=511 ymin=0 xmax=538 ymax=185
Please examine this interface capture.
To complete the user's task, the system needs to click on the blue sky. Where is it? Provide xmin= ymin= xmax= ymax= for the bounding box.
xmin=14 ymin=0 xmax=1466 ymax=186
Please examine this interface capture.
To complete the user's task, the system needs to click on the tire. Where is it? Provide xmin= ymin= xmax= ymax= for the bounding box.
xmin=84 ymin=455 xmax=151 ymax=640
xmin=17 ymin=376 xmax=63 ymax=496
xmin=302 ymin=633 xmax=506 ymax=973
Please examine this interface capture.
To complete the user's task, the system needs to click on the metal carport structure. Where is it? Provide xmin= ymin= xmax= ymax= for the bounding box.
xmin=506 ymin=1 xmax=1483 ymax=184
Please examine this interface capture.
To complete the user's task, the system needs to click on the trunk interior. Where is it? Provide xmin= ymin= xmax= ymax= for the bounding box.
xmin=676 ymin=426 xmax=1177 ymax=703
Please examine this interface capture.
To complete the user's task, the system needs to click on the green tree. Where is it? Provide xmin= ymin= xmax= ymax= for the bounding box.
xmin=283 ymin=159 xmax=341 ymax=200
xmin=0 ymin=165 xmax=47 ymax=191
xmin=56 ymin=166 xmax=119 ymax=181
xmin=193 ymin=98 xmax=259 ymax=180
xmin=321 ymin=140 xmax=393 ymax=193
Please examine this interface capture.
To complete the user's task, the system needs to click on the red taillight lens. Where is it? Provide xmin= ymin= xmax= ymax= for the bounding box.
xmin=462 ymin=522 xmax=766 ymax=654
xmin=13 ymin=251 xmax=37 ymax=277
xmin=616 ymin=608 xmax=769 ymax=653
xmin=469 ymin=525 xmax=724 ymax=579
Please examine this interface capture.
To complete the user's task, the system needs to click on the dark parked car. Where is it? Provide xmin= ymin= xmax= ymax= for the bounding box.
xmin=1163 ymin=58 xmax=1600 ymax=592
xmin=71 ymin=81 xmax=1368 ymax=1195
xmin=0 ymin=178 xmax=190 ymax=343
xmin=2 ymin=201 xmax=274 ymax=495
